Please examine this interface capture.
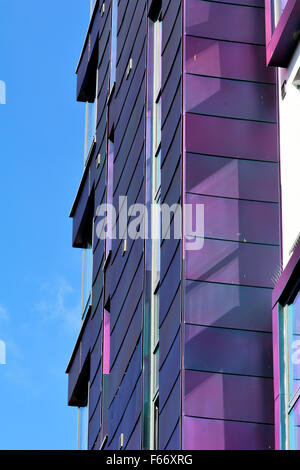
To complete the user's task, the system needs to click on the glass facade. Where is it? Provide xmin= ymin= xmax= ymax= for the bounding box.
xmin=280 ymin=290 xmax=300 ymax=449
xmin=82 ymin=244 xmax=93 ymax=321
xmin=90 ymin=0 xmax=97 ymax=18
xmin=77 ymin=382 xmax=90 ymax=450
xmin=150 ymin=9 xmax=162 ymax=450
xmin=84 ymin=86 xmax=97 ymax=165
xmin=110 ymin=0 xmax=118 ymax=91
xmin=272 ymin=0 xmax=288 ymax=28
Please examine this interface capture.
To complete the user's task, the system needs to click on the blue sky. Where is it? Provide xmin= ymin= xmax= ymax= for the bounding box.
xmin=0 ymin=1 xmax=90 ymax=449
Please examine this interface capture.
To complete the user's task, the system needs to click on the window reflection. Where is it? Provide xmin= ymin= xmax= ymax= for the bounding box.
xmin=272 ymin=0 xmax=288 ymax=29
xmin=77 ymin=382 xmax=90 ymax=450
xmin=82 ymin=243 xmax=93 ymax=321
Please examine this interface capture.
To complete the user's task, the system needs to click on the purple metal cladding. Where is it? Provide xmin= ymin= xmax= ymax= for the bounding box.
xmin=213 ymin=0 xmax=264 ymax=5
xmin=162 ymin=0 xmax=181 ymax=53
xmin=186 ymin=238 xmax=279 ymax=288
xmin=116 ymin=0 xmax=144 ymax=65
xmin=115 ymin=86 xmax=145 ymax=161
xmin=185 ymin=280 xmax=273 ymax=332
xmin=110 ymin=294 xmax=143 ymax=367
xmin=125 ymin=418 xmax=142 ymax=450
xmin=186 ymin=154 xmax=280 ymax=203
xmin=160 ymin=245 xmax=181 ymax=323
xmin=185 ymin=0 xmax=265 ymax=44
xmin=265 ymin=0 xmax=300 ymax=66
xmin=116 ymin=2 xmax=146 ymax=95
xmin=90 ymin=333 xmax=103 ymax=381
xmin=109 ymin=344 xmax=142 ymax=437
xmin=76 ymin=6 xmax=100 ymax=101
xmin=108 ymin=377 xmax=142 ymax=450
xmin=186 ymin=193 xmax=280 ymax=245
xmin=110 ymin=262 xmax=143 ymax=337
xmin=182 ymin=416 xmax=274 ymax=450
xmin=184 ymin=370 xmax=274 ymax=424
xmin=185 ymin=113 xmax=278 ymax=162
xmin=109 ymin=299 xmax=143 ymax=398
xmin=159 ymin=332 xmax=181 ymax=410
xmin=89 ymin=365 xmax=102 ymax=415
xmin=71 ymin=169 xmax=92 ymax=248
xmin=89 ymin=398 xmax=101 ymax=449
xmin=159 ymin=376 xmax=181 ymax=450
xmin=162 ymin=39 xmax=182 ymax=96
xmin=185 ymin=36 xmax=276 ymax=84
xmin=184 ymin=324 xmax=273 ymax=377
xmin=185 ymin=74 xmax=276 ymax=123
xmin=164 ymin=422 xmax=180 ymax=451
xmin=67 ymin=345 xmax=81 ymax=405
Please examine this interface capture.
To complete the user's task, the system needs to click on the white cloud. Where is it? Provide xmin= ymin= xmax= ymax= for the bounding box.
xmin=34 ymin=277 xmax=81 ymax=335
xmin=0 ymin=305 xmax=9 ymax=322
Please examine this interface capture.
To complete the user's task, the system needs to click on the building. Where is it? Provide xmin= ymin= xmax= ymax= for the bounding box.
xmin=66 ymin=0 xmax=283 ymax=450
xmin=265 ymin=0 xmax=300 ymax=450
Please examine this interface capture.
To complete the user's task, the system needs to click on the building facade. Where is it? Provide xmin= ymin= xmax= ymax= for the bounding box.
xmin=66 ymin=0 xmax=283 ymax=450
xmin=265 ymin=0 xmax=300 ymax=450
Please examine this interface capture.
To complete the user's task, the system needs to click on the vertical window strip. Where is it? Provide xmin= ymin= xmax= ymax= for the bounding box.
xmin=110 ymin=0 xmax=118 ymax=92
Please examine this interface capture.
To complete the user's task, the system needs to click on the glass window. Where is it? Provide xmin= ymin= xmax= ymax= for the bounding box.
xmin=90 ymin=0 xmax=97 ymax=17
xmin=272 ymin=0 xmax=288 ymax=29
xmin=287 ymin=291 xmax=300 ymax=400
xmin=110 ymin=0 xmax=118 ymax=91
xmin=77 ymin=381 xmax=90 ymax=450
xmin=106 ymin=138 xmax=114 ymax=257
xmin=82 ymin=244 xmax=93 ymax=320
xmin=149 ymin=8 xmax=162 ymax=450
xmin=281 ymin=290 xmax=300 ymax=449
xmin=154 ymin=396 xmax=159 ymax=450
xmin=289 ymin=396 xmax=300 ymax=450
xmin=82 ymin=218 xmax=94 ymax=321
xmin=84 ymin=69 xmax=98 ymax=165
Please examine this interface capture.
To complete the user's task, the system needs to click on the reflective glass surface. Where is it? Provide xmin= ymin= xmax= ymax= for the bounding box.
xmin=289 ymin=397 xmax=300 ymax=450
xmin=288 ymin=291 xmax=300 ymax=400
xmin=82 ymin=245 xmax=93 ymax=320
xmin=85 ymin=99 xmax=97 ymax=163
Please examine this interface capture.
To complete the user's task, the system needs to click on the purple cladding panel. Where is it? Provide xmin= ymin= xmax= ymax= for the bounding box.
xmin=185 ymin=113 xmax=278 ymax=162
xmin=185 ymin=0 xmax=265 ymax=44
xmin=186 ymin=238 xmax=279 ymax=288
xmin=184 ymin=370 xmax=274 ymax=424
xmin=185 ymin=74 xmax=276 ymax=123
xmin=185 ymin=280 xmax=273 ymax=332
xmin=182 ymin=416 xmax=274 ymax=450
xmin=182 ymin=0 xmax=280 ymax=452
xmin=186 ymin=153 xmax=280 ymax=203
xmin=185 ymin=36 xmax=276 ymax=84
xmin=186 ymin=193 xmax=280 ymax=245
xmin=184 ymin=324 xmax=273 ymax=377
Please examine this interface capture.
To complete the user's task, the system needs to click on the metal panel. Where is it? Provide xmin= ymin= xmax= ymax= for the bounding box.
xmin=182 ymin=416 xmax=274 ymax=450
xmin=185 ymin=36 xmax=276 ymax=84
xmin=186 ymin=238 xmax=280 ymax=288
xmin=184 ymin=369 xmax=274 ymax=424
xmin=186 ymin=153 xmax=280 ymax=203
xmin=185 ymin=280 xmax=273 ymax=332
xmin=185 ymin=0 xmax=265 ymax=45
xmin=185 ymin=74 xmax=276 ymax=123
xmin=184 ymin=323 xmax=273 ymax=377
xmin=185 ymin=113 xmax=278 ymax=162
xmin=186 ymin=193 xmax=280 ymax=245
